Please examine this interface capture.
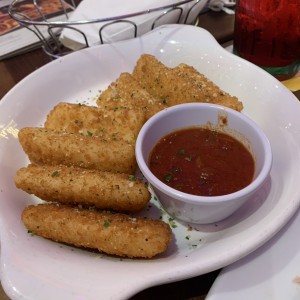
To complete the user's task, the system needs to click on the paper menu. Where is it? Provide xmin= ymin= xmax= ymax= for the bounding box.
xmin=0 ymin=0 xmax=73 ymax=59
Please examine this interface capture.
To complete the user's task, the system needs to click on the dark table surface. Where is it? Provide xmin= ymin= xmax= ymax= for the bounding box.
xmin=0 ymin=9 xmax=299 ymax=300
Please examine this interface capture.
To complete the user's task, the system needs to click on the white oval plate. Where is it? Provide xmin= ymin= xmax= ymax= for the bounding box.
xmin=206 ymin=208 xmax=300 ymax=300
xmin=1 ymin=24 xmax=300 ymax=300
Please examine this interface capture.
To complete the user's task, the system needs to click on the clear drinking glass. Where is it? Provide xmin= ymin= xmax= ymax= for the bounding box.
xmin=233 ymin=0 xmax=300 ymax=80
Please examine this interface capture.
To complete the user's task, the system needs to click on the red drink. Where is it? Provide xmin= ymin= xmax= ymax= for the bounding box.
xmin=234 ymin=0 xmax=300 ymax=80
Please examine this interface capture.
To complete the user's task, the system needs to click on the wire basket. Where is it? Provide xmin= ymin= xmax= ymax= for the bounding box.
xmin=8 ymin=0 xmax=207 ymax=58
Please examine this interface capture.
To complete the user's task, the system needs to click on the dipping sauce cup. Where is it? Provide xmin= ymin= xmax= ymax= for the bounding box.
xmin=233 ymin=0 xmax=300 ymax=81
xmin=135 ymin=103 xmax=272 ymax=225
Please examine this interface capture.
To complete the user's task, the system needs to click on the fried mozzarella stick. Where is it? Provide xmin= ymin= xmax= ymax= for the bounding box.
xmin=97 ymin=72 xmax=167 ymax=120
xmin=132 ymin=54 xmax=243 ymax=111
xmin=173 ymin=63 xmax=243 ymax=111
xmin=18 ymin=127 xmax=136 ymax=174
xmin=22 ymin=203 xmax=172 ymax=258
xmin=45 ymin=102 xmax=145 ymax=144
xmin=15 ymin=164 xmax=150 ymax=212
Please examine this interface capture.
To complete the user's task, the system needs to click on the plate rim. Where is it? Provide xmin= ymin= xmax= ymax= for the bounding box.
xmin=1 ymin=24 xmax=300 ymax=300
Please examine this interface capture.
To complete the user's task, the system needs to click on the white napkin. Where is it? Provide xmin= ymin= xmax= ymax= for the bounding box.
xmin=60 ymin=0 xmax=208 ymax=50
xmin=207 ymin=0 xmax=235 ymax=14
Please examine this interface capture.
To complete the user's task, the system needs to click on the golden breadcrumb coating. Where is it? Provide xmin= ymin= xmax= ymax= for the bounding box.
xmin=97 ymin=72 xmax=168 ymax=120
xmin=132 ymin=54 xmax=243 ymax=111
xmin=22 ymin=203 xmax=172 ymax=258
xmin=45 ymin=102 xmax=145 ymax=144
xmin=18 ymin=127 xmax=136 ymax=174
xmin=15 ymin=164 xmax=150 ymax=212
xmin=174 ymin=63 xmax=243 ymax=111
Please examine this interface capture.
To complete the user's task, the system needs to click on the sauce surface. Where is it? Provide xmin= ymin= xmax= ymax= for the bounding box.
xmin=149 ymin=127 xmax=255 ymax=196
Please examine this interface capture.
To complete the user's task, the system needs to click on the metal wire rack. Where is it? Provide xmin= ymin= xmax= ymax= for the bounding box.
xmin=8 ymin=0 xmax=207 ymax=58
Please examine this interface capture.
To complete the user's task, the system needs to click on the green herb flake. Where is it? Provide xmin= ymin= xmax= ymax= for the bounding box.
xmin=103 ymin=219 xmax=112 ymax=228
xmin=185 ymin=235 xmax=191 ymax=240
xmin=164 ymin=173 xmax=173 ymax=183
xmin=177 ymin=149 xmax=185 ymax=155
xmin=168 ymin=217 xmax=178 ymax=228
xmin=128 ymin=175 xmax=136 ymax=181
xmin=87 ymin=131 xmax=93 ymax=136
xmin=199 ymin=178 xmax=208 ymax=185
xmin=51 ymin=171 xmax=60 ymax=177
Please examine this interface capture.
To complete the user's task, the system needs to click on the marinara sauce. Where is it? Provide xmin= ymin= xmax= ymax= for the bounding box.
xmin=149 ymin=127 xmax=255 ymax=196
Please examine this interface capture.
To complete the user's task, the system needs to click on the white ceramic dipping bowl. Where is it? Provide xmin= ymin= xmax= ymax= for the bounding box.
xmin=135 ymin=103 xmax=272 ymax=224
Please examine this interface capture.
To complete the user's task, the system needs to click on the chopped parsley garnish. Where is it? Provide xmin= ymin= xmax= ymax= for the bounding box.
xmin=177 ymin=149 xmax=185 ymax=155
xmin=51 ymin=171 xmax=60 ymax=177
xmin=199 ymin=178 xmax=209 ymax=185
xmin=128 ymin=175 xmax=137 ymax=181
xmin=103 ymin=219 xmax=112 ymax=228
xmin=164 ymin=173 xmax=173 ymax=182
xmin=87 ymin=131 xmax=93 ymax=136
xmin=168 ymin=217 xmax=177 ymax=228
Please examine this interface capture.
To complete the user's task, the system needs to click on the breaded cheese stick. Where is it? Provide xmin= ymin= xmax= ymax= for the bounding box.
xmin=132 ymin=54 xmax=243 ymax=111
xmin=18 ymin=127 xmax=136 ymax=174
xmin=132 ymin=54 xmax=172 ymax=102
xmin=22 ymin=203 xmax=172 ymax=258
xmin=45 ymin=102 xmax=145 ymax=143
xmin=15 ymin=164 xmax=150 ymax=212
xmin=173 ymin=63 xmax=243 ymax=111
xmin=97 ymin=72 xmax=167 ymax=119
